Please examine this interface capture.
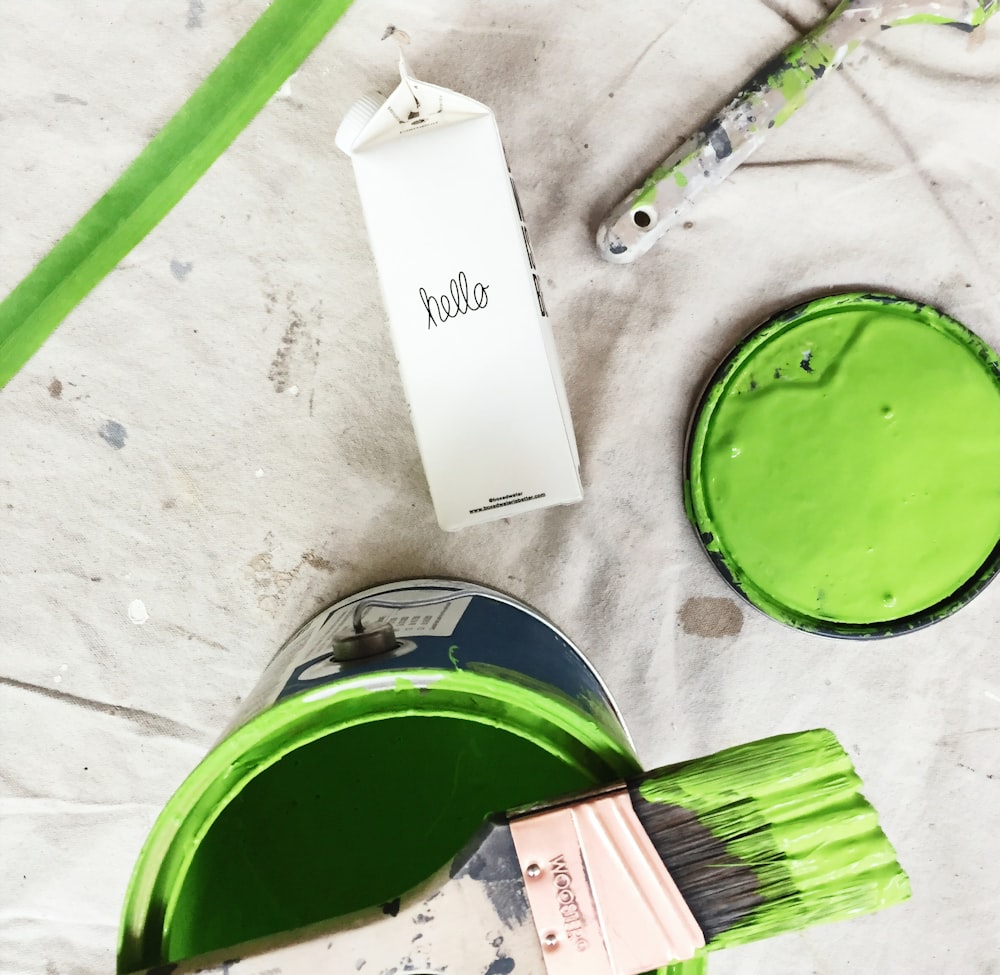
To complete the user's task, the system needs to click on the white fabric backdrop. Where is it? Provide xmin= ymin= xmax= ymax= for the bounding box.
xmin=2 ymin=2 xmax=998 ymax=973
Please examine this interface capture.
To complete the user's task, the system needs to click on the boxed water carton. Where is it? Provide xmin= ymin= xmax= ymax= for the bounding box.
xmin=336 ymin=56 xmax=583 ymax=531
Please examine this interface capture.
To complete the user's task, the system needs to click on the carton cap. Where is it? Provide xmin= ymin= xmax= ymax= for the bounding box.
xmin=335 ymin=93 xmax=383 ymax=155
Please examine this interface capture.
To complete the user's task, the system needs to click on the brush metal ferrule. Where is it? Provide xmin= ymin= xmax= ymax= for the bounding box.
xmin=508 ymin=788 xmax=705 ymax=975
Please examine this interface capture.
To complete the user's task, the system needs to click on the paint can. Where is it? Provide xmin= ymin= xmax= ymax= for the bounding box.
xmin=685 ymin=292 xmax=1000 ymax=637
xmin=117 ymin=579 xmax=639 ymax=972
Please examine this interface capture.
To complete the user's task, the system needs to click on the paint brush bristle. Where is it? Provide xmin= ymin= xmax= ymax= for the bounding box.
xmin=629 ymin=729 xmax=910 ymax=951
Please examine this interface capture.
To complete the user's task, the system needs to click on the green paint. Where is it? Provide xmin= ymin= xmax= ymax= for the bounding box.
xmin=767 ymin=38 xmax=838 ymax=127
xmin=447 ymin=643 xmax=460 ymax=667
xmin=0 ymin=0 xmax=354 ymax=389
xmin=631 ymin=142 xmax=707 ymax=213
xmin=687 ymin=295 xmax=1000 ymax=633
xmin=117 ymin=670 xmax=638 ymax=972
xmin=633 ymin=180 xmax=659 ymax=209
xmin=638 ymin=729 xmax=910 ymax=950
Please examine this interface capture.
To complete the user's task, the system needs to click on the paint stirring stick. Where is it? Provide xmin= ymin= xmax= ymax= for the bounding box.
xmin=596 ymin=0 xmax=997 ymax=263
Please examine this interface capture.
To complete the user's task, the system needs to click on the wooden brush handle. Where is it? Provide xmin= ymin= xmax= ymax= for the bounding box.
xmin=129 ymin=823 xmax=546 ymax=975
xmin=596 ymin=0 xmax=985 ymax=263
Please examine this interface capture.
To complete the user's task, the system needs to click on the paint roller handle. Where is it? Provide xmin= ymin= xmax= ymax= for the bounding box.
xmin=595 ymin=0 xmax=890 ymax=264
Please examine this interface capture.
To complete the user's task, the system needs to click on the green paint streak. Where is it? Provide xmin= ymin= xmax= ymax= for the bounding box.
xmin=633 ymin=180 xmax=659 ymax=208
xmin=118 ymin=670 xmax=638 ymax=971
xmin=633 ymin=165 xmax=676 ymax=208
xmin=0 ymin=0 xmax=354 ymax=389
xmin=447 ymin=644 xmax=460 ymax=667
xmin=673 ymin=170 xmax=689 ymax=188
xmin=688 ymin=295 xmax=1000 ymax=630
xmin=767 ymin=38 xmax=837 ymax=127
xmin=638 ymin=729 xmax=910 ymax=949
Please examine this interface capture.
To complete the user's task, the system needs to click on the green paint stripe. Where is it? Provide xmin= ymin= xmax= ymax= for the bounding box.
xmin=0 ymin=0 xmax=354 ymax=389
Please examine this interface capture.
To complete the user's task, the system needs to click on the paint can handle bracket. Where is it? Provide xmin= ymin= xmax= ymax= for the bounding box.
xmin=331 ymin=621 xmax=399 ymax=661
xmin=331 ymin=589 xmax=474 ymax=661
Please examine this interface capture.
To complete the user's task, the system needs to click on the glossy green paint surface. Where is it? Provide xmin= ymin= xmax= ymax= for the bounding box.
xmin=687 ymin=295 xmax=1000 ymax=632
xmin=118 ymin=670 xmax=638 ymax=971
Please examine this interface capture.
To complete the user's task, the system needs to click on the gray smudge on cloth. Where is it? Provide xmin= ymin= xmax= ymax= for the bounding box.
xmin=99 ymin=420 xmax=127 ymax=450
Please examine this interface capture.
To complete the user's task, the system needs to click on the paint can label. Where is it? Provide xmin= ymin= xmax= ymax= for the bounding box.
xmin=222 ymin=580 xmax=630 ymax=750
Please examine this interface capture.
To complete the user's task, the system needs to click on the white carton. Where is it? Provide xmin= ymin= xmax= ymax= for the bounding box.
xmin=336 ymin=57 xmax=582 ymax=531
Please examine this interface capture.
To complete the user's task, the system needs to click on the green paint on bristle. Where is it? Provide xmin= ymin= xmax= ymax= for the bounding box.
xmin=637 ymin=729 xmax=910 ymax=950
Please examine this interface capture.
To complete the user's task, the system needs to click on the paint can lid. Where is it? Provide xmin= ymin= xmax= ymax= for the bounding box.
xmin=685 ymin=292 xmax=1000 ymax=638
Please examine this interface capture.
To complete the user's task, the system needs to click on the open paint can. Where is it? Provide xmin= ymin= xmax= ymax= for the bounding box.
xmin=117 ymin=579 xmax=639 ymax=972
xmin=685 ymin=293 xmax=1000 ymax=637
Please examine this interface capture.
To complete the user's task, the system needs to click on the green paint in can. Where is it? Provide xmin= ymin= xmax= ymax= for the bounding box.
xmin=685 ymin=293 xmax=1000 ymax=637
xmin=117 ymin=580 xmax=641 ymax=972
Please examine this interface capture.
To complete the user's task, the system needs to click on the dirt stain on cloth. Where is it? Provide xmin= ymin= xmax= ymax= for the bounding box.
xmin=679 ymin=596 xmax=744 ymax=637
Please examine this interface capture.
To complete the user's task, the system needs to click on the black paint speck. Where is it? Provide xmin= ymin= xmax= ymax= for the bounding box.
xmin=705 ymin=121 xmax=733 ymax=160
xmin=608 ymin=241 xmax=627 ymax=255
xmin=382 ymin=897 xmax=401 ymax=917
xmin=774 ymin=368 xmax=782 ymax=380
xmin=355 ymin=960 xmax=366 ymax=971
xmin=800 ymin=350 xmax=814 ymax=373
xmin=485 ymin=958 xmax=515 ymax=975
xmin=99 ymin=420 xmax=127 ymax=450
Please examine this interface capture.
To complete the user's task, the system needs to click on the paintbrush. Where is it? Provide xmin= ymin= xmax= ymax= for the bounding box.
xmin=128 ymin=728 xmax=909 ymax=975
xmin=597 ymin=0 xmax=997 ymax=263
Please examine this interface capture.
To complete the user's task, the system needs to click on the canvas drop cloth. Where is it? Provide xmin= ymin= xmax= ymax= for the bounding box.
xmin=1 ymin=2 xmax=998 ymax=973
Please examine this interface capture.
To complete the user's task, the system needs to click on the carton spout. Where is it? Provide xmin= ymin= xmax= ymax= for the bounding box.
xmin=335 ymin=93 xmax=383 ymax=155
